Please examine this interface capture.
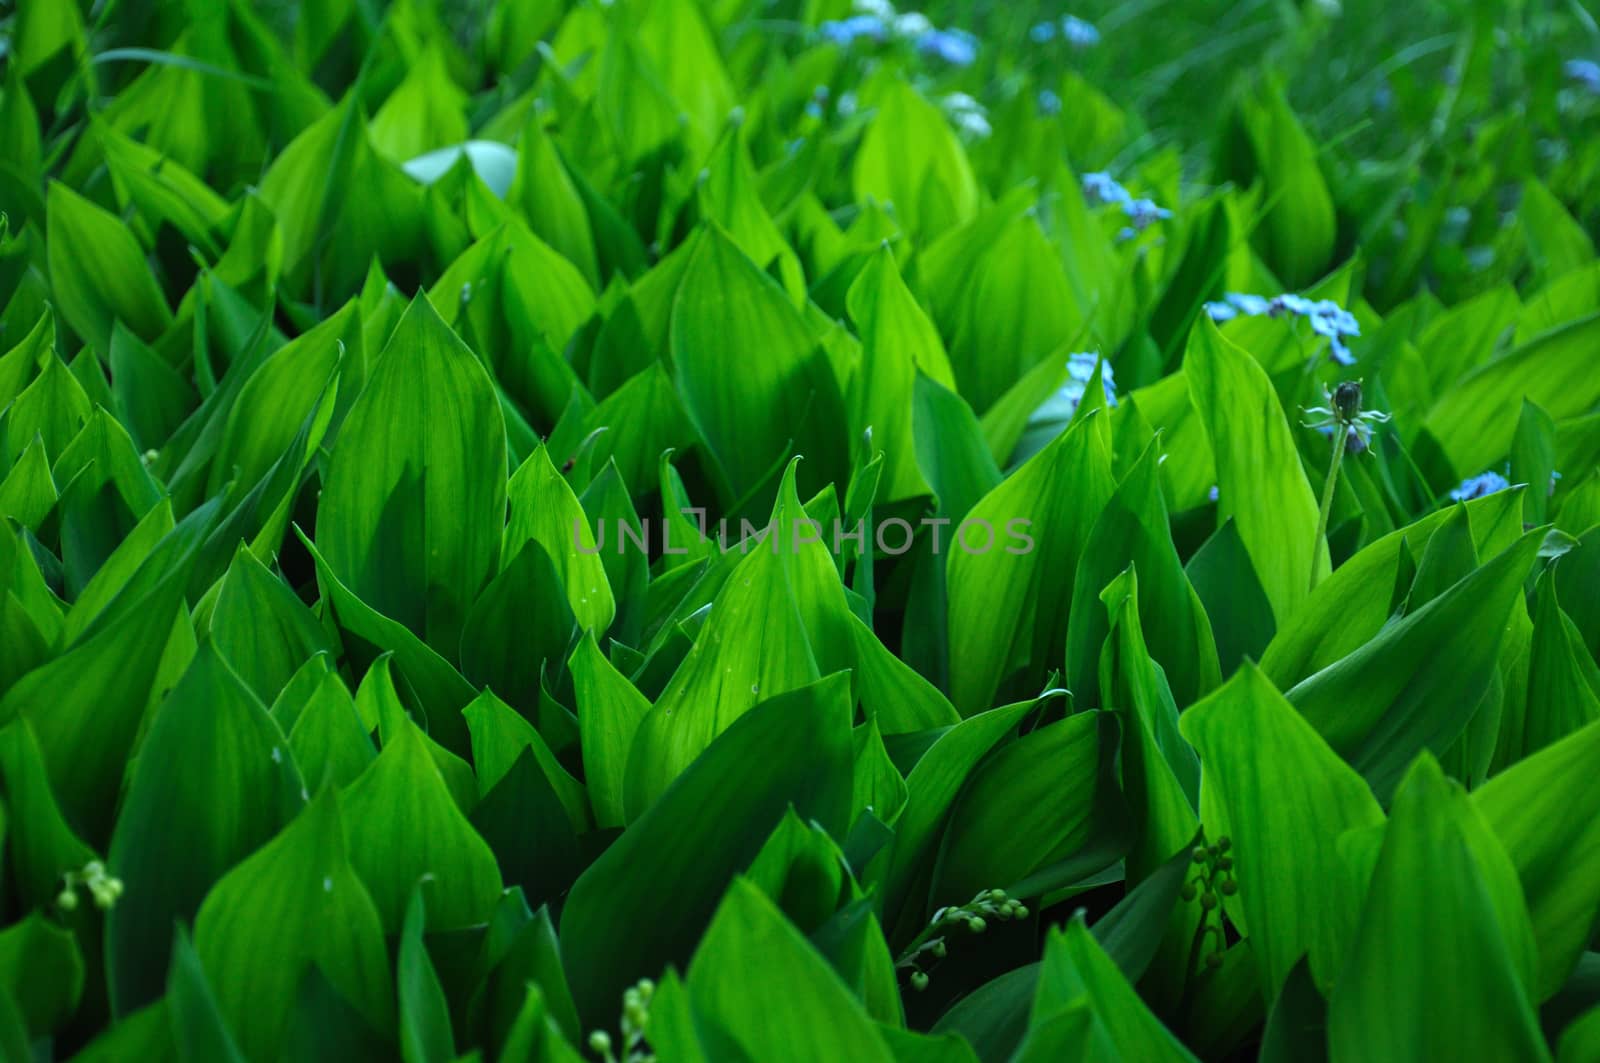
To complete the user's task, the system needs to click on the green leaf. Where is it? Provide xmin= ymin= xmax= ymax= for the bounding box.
xmin=209 ymin=545 xmax=336 ymax=705
xmin=1227 ymin=78 xmax=1335 ymax=288
xmin=1185 ymin=316 xmax=1326 ymax=626
xmin=853 ymin=78 xmax=978 ymax=238
xmin=45 ymin=180 xmax=172 ymax=354
xmin=561 ymin=673 xmax=853 ymax=1026
xmin=342 ymin=716 xmax=503 ymax=932
xmin=463 ymin=688 xmax=588 ymax=830
xmin=1476 ymin=717 xmax=1600 ymax=998
xmin=316 ymin=291 xmax=507 ymax=654
xmin=1285 ymin=528 xmax=1545 ymax=799
xmin=1328 ymin=755 xmax=1549 ymax=1063
xmin=947 ymin=414 xmax=1115 ymax=714
xmin=847 ymin=245 xmax=957 ymax=503
xmin=167 ymin=929 xmax=246 ymax=1063
xmin=570 ymin=632 xmax=651 ymax=829
xmin=624 ymin=461 xmax=850 ymax=813
xmin=686 ymin=878 xmax=895 ymax=1063
xmin=1029 ymin=915 xmax=1198 ymax=1062
xmin=1179 ymin=663 xmax=1383 ymax=997
xmin=1068 ymin=441 xmax=1220 ymax=710
xmin=106 ymin=645 xmax=304 ymax=1016
xmin=932 ymin=711 xmax=1122 ymax=905
xmin=193 ymin=788 xmax=394 ymax=1063
xmin=504 ymin=442 xmax=615 ymax=634
xmin=669 ymin=226 xmax=846 ymax=504
xmin=0 ymin=912 xmax=84 ymax=1037
xmin=398 ymin=888 xmax=456 ymax=1063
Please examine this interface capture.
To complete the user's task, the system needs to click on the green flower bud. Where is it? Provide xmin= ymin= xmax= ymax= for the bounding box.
xmin=1334 ymin=380 xmax=1363 ymax=420
xmin=930 ymin=939 xmax=947 ymax=958
xmin=1200 ymin=892 xmax=1218 ymax=910
xmin=1180 ymin=883 xmax=1197 ymax=902
xmin=966 ymin=916 xmax=987 ymax=933
xmin=910 ymin=971 xmax=930 ymax=992
xmin=1217 ymin=855 xmax=1233 ymax=871
xmin=57 ymin=889 xmax=78 ymax=912
xmin=1014 ymin=905 xmax=1030 ymax=920
xmin=1216 ymin=836 xmax=1232 ymax=852
xmin=1191 ymin=847 xmax=1207 ymax=863
xmin=589 ymin=1031 xmax=613 ymax=1054
xmin=1220 ymin=879 xmax=1238 ymax=896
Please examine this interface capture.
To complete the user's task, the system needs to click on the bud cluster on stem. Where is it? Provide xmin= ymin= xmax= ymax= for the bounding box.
xmin=896 ymin=888 xmax=1030 ymax=991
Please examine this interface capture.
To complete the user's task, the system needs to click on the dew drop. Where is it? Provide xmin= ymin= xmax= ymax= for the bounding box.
xmin=322 ymin=876 xmax=333 ymax=893
xmin=270 ymin=747 xmax=282 ymax=763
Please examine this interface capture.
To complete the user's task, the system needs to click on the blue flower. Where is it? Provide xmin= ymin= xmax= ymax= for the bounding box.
xmin=1214 ymin=291 xmax=1360 ymax=364
xmin=1082 ymin=171 xmax=1131 ymax=207
xmin=1061 ymin=15 xmax=1100 ymax=48
xmin=1207 ymin=485 xmax=1220 ymax=503
xmin=1564 ymin=59 xmax=1600 ymax=94
xmin=1124 ymin=197 xmax=1172 ymax=231
xmin=917 ymin=28 xmax=978 ymax=65
xmin=1029 ymin=21 xmax=1057 ymax=43
xmin=820 ymin=15 xmax=888 ymax=46
xmin=1450 ymin=471 xmax=1511 ymax=501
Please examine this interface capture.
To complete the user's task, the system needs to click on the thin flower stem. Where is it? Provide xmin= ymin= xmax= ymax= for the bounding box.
xmin=1312 ymin=426 xmax=1348 ymax=591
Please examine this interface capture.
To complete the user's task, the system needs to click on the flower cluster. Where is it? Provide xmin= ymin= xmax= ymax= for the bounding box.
xmin=898 ymin=889 xmax=1029 ymax=991
xmin=942 ymin=92 xmax=991 ymax=139
xmin=1449 ymin=470 xmax=1511 ymax=501
xmin=1182 ymin=838 xmax=1237 ymax=973
xmin=588 ymin=978 xmax=656 ymax=1063
xmin=1082 ymin=172 xmax=1173 ymax=241
xmin=1205 ymin=291 xmax=1362 ymax=365
xmin=1566 ymin=59 xmax=1600 ymax=95
xmin=56 ymin=860 xmax=124 ymax=912
xmin=1030 ymin=15 xmax=1100 ymax=48
xmin=819 ymin=0 xmax=979 ymax=67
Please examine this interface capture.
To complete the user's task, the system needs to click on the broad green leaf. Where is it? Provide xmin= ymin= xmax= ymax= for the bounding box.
xmin=1476 ymin=717 xmax=1600 ymax=998
xmin=686 ymin=878 xmax=895 ymax=1063
xmin=561 ymin=673 xmax=852 ymax=1026
xmin=947 ymin=414 xmax=1115 ymax=714
xmin=342 ymin=716 xmax=503 ymax=932
xmin=1068 ymin=441 xmax=1220 ymax=710
xmin=106 ymin=646 xmax=304 ymax=1016
xmin=1226 ymin=78 xmax=1334 ymax=288
xmin=1286 ymin=528 xmax=1545 ymax=799
xmin=463 ymin=689 xmax=588 ymax=830
xmin=167 ymin=930 xmax=246 ymax=1063
xmin=932 ymin=711 xmax=1122 ymax=905
xmin=1328 ymin=755 xmax=1548 ymax=1063
xmin=316 ymin=292 xmax=506 ymax=654
xmin=1185 ymin=316 xmax=1326 ymax=625
xmin=504 ymin=442 xmax=615 ymax=633
xmin=853 ymin=78 xmax=978 ymax=238
xmin=298 ymin=526 xmax=479 ymax=757
xmin=1030 ymin=915 xmax=1198 ymax=1062
xmin=669 ymin=225 xmax=846 ymax=503
xmin=570 ymin=632 xmax=650 ymax=829
xmin=397 ymin=888 xmax=455 ymax=1063
xmin=847 ymin=245 xmax=956 ymax=502
xmin=0 ymin=912 xmax=84 ymax=1037
xmin=876 ymin=698 xmax=1036 ymax=939
xmin=1421 ymin=314 xmax=1600 ymax=484
xmin=1097 ymin=567 xmax=1200 ymax=882
xmin=194 ymin=789 xmax=394 ymax=1063
xmin=209 ymin=545 xmax=336 ymax=705
xmin=45 ymin=181 xmax=172 ymax=353
xmin=1180 ymin=663 xmax=1383 ymax=997
xmin=624 ymin=462 xmax=850 ymax=813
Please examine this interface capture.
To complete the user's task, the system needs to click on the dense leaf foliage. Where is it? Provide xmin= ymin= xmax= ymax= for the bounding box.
xmin=2 ymin=0 xmax=1600 ymax=1059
